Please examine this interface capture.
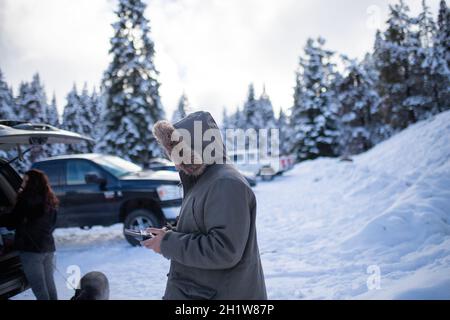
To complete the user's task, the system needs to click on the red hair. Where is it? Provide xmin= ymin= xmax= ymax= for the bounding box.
xmin=17 ymin=169 xmax=59 ymax=215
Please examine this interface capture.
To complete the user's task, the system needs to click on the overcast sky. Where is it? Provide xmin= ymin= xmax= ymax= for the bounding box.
xmin=0 ymin=0 xmax=441 ymax=122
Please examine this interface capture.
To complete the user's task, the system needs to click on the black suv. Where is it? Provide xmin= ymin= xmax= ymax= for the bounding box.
xmin=0 ymin=121 xmax=92 ymax=299
xmin=32 ymin=154 xmax=182 ymax=246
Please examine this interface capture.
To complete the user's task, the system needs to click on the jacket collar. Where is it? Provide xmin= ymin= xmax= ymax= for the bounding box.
xmin=179 ymin=164 xmax=220 ymax=196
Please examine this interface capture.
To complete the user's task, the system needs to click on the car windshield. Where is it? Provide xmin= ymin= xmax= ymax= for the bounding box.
xmin=93 ymin=156 xmax=142 ymax=177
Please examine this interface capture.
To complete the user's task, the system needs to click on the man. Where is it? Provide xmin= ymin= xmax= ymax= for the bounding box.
xmin=143 ymin=111 xmax=267 ymax=300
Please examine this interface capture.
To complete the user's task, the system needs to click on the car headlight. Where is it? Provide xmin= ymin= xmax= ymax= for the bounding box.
xmin=157 ymin=185 xmax=182 ymax=201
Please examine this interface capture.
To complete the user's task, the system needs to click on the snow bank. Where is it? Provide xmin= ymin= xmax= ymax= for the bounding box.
xmin=342 ymin=112 xmax=450 ymax=251
xmin=258 ymin=110 xmax=450 ymax=299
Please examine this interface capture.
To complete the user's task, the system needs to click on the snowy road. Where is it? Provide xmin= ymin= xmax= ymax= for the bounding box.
xmin=15 ymin=111 xmax=450 ymax=300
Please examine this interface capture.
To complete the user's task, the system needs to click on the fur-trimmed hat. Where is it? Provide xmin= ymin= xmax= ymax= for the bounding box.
xmin=153 ymin=111 xmax=226 ymax=177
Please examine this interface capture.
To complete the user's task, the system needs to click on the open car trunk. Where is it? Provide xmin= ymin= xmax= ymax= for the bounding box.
xmin=0 ymin=121 xmax=93 ymax=299
xmin=0 ymin=122 xmax=94 ymax=150
xmin=0 ymin=158 xmax=26 ymax=299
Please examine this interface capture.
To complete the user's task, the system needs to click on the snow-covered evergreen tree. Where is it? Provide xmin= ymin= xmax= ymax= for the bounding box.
xmin=230 ymin=106 xmax=246 ymax=130
xmin=221 ymin=107 xmax=236 ymax=152
xmin=242 ymin=84 xmax=260 ymax=131
xmin=258 ymin=85 xmax=276 ymax=129
xmin=62 ymin=84 xmax=97 ymax=153
xmin=290 ymin=38 xmax=340 ymax=161
xmin=90 ymin=87 xmax=104 ymax=142
xmin=221 ymin=107 xmax=230 ymax=129
xmin=221 ymin=107 xmax=233 ymax=142
xmin=47 ymin=93 xmax=60 ymax=127
xmin=171 ymin=93 xmax=188 ymax=123
xmin=437 ymin=0 xmax=450 ymax=63
xmin=78 ymin=84 xmax=96 ymax=152
xmin=0 ymin=69 xmax=15 ymax=120
xmin=336 ymin=56 xmax=382 ymax=155
xmin=276 ymin=108 xmax=292 ymax=155
xmin=14 ymin=74 xmax=49 ymax=167
xmin=16 ymin=74 xmax=48 ymax=123
xmin=374 ymin=0 xmax=415 ymax=130
xmin=360 ymin=54 xmax=391 ymax=144
xmin=62 ymin=85 xmax=82 ymax=154
xmin=100 ymin=0 xmax=165 ymax=166
xmin=43 ymin=93 xmax=66 ymax=157
xmin=428 ymin=0 xmax=450 ymax=113
xmin=241 ymin=84 xmax=276 ymax=149
xmin=405 ymin=0 xmax=438 ymax=120
xmin=15 ymin=82 xmax=28 ymax=121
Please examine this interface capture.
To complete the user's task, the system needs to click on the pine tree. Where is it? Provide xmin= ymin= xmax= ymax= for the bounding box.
xmin=290 ymin=38 xmax=340 ymax=161
xmin=171 ymin=93 xmax=188 ymax=123
xmin=101 ymin=0 xmax=165 ymax=166
xmin=361 ymin=54 xmax=391 ymax=144
xmin=242 ymin=84 xmax=277 ymax=150
xmin=63 ymin=83 xmax=97 ymax=153
xmin=15 ymin=83 xmax=26 ymax=119
xmin=43 ymin=93 xmax=66 ymax=157
xmin=437 ymin=0 xmax=450 ymax=63
xmin=258 ymin=85 xmax=276 ymax=129
xmin=0 ymin=69 xmax=15 ymax=120
xmin=11 ymin=82 xmax=32 ymax=172
xmin=47 ymin=93 xmax=60 ymax=127
xmin=14 ymin=82 xmax=28 ymax=120
xmin=289 ymin=75 xmax=304 ymax=156
xmin=17 ymin=74 xmax=48 ymax=123
xmin=78 ymin=84 xmax=96 ymax=152
xmin=232 ymin=106 xmax=246 ymax=130
xmin=221 ymin=107 xmax=232 ymax=144
xmin=90 ymin=87 xmax=104 ymax=142
xmin=405 ymin=0 xmax=438 ymax=120
xmin=374 ymin=0 xmax=415 ymax=130
xmin=242 ymin=84 xmax=260 ymax=131
xmin=14 ymin=73 xmax=49 ymax=166
xmin=221 ymin=107 xmax=230 ymax=129
xmin=336 ymin=56 xmax=381 ymax=155
xmin=221 ymin=107 xmax=236 ymax=153
xmin=428 ymin=0 xmax=450 ymax=113
xmin=62 ymin=85 xmax=83 ymax=154
xmin=277 ymin=108 xmax=292 ymax=155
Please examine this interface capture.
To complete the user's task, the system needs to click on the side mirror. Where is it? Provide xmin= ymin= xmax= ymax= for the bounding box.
xmin=85 ymin=172 xmax=106 ymax=186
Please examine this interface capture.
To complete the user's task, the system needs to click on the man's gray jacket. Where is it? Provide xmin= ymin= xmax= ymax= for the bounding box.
xmin=153 ymin=111 xmax=267 ymax=300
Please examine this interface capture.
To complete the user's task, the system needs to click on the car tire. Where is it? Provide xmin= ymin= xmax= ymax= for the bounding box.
xmin=123 ymin=209 xmax=163 ymax=246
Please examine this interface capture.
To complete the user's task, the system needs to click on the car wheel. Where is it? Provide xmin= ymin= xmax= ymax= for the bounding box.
xmin=123 ymin=209 xmax=162 ymax=246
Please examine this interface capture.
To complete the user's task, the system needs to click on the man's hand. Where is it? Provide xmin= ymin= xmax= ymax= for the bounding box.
xmin=141 ymin=228 xmax=167 ymax=254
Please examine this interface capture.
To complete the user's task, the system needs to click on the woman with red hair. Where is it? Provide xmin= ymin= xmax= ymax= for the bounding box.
xmin=1 ymin=169 xmax=59 ymax=300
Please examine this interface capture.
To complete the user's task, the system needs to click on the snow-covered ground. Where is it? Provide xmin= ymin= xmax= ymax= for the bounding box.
xmin=15 ymin=111 xmax=450 ymax=300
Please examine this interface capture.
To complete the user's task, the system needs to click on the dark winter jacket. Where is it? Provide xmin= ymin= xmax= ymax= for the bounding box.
xmin=153 ymin=112 xmax=267 ymax=300
xmin=0 ymin=198 xmax=57 ymax=253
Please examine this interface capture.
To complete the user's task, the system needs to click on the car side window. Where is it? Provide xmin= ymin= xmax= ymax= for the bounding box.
xmin=66 ymin=161 xmax=103 ymax=186
xmin=34 ymin=162 xmax=63 ymax=187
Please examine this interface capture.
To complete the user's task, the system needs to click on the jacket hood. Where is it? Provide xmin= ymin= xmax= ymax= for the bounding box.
xmin=153 ymin=111 xmax=227 ymax=177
